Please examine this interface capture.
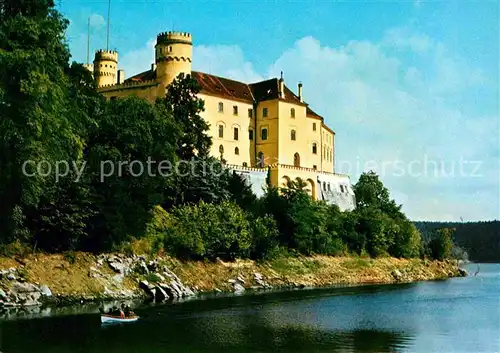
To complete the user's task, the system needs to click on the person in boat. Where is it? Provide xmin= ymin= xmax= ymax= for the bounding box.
xmin=124 ymin=305 xmax=131 ymax=317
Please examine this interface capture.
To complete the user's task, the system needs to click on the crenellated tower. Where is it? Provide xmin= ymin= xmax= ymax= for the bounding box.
xmin=93 ymin=49 xmax=118 ymax=88
xmin=155 ymin=31 xmax=192 ymax=94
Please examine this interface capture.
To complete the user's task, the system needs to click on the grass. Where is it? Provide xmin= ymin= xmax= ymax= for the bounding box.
xmin=0 ymin=251 xmax=461 ymax=298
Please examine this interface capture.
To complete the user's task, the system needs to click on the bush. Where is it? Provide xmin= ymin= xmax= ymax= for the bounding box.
xmin=250 ymin=215 xmax=280 ymax=260
xmin=163 ymin=201 xmax=252 ymax=260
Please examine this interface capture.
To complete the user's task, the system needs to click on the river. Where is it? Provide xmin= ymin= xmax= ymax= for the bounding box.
xmin=0 ymin=263 xmax=498 ymax=352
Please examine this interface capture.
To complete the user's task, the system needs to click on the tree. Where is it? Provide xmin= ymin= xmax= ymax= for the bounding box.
xmin=0 ymin=0 xmax=85 ymax=243
xmin=428 ymin=228 xmax=454 ymax=260
xmin=160 ymin=75 xmax=211 ymax=160
xmin=84 ymin=97 xmax=179 ymax=250
xmin=353 ymin=171 xmax=403 ymax=219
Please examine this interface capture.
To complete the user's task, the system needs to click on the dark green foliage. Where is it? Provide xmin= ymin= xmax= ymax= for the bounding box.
xmin=84 ymin=97 xmax=178 ymax=250
xmin=415 ymin=221 xmax=498 ymax=262
xmin=159 ymin=75 xmax=211 ymax=160
xmin=163 ymin=201 xmax=252 ymax=260
xmin=0 ymin=0 xmax=87 ymax=243
xmin=349 ymin=171 xmax=422 ymax=258
xmin=427 ymin=228 xmax=454 ymax=260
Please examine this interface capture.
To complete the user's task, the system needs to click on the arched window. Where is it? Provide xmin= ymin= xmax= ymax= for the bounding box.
xmin=327 ymin=183 xmax=331 ymax=191
xmin=293 ymin=153 xmax=300 ymax=167
xmin=242 ymin=162 xmax=248 ymax=167
xmin=291 ymin=129 xmax=296 ymax=141
xmin=258 ymin=152 xmax=264 ymax=167
xmin=233 ymin=127 xmax=239 ymax=140
xmin=291 ymin=108 xmax=295 ymax=118
xmin=261 ymin=128 xmax=268 ymax=140
xmin=312 ymin=143 xmax=317 ymax=154
xmin=218 ymin=102 xmax=224 ymax=113
xmin=219 ymin=145 xmax=224 ymax=155
xmin=218 ymin=125 xmax=224 ymax=138
xmin=235 ymin=147 xmax=239 ymax=155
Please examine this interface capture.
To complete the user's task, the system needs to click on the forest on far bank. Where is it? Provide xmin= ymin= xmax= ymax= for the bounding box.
xmin=414 ymin=221 xmax=500 ymax=262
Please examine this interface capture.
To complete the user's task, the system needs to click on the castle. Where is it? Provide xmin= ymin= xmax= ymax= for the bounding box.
xmin=86 ymin=31 xmax=356 ymax=211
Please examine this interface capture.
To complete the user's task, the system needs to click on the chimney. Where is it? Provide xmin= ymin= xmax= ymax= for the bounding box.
xmin=279 ymin=71 xmax=285 ymax=99
xmin=117 ymin=69 xmax=125 ymax=84
xmin=151 ymin=63 xmax=157 ymax=72
xmin=298 ymin=82 xmax=303 ymax=102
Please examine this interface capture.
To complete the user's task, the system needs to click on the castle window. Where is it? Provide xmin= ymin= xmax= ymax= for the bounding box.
xmin=233 ymin=106 xmax=238 ymax=115
xmin=340 ymin=185 xmax=345 ymax=193
xmin=179 ymin=73 xmax=185 ymax=79
xmin=313 ymin=123 xmax=316 ymax=131
xmin=243 ymin=162 xmax=248 ymax=167
xmin=235 ymin=147 xmax=240 ymax=155
xmin=218 ymin=125 xmax=224 ymax=138
xmin=312 ymin=143 xmax=317 ymax=154
xmin=293 ymin=153 xmax=300 ymax=167
xmin=328 ymin=183 xmax=331 ymax=191
xmin=234 ymin=127 xmax=239 ymax=141
xmin=218 ymin=102 xmax=224 ymax=113
xmin=263 ymin=107 xmax=268 ymax=117
xmin=324 ymin=183 xmax=327 ymax=191
xmin=219 ymin=145 xmax=224 ymax=155
xmin=248 ymin=109 xmax=253 ymax=118
xmin=261 ymin=128 xmax=268 ymax=141
xmin=291 ymin=108 xmax=295 ymax=118
xmin=291 ymin=129 xmax=296 ymax=141
xmin=258 ymin=152 xmax=264 ymax=167
xmin=313 ymin=165 xmax=317 ymax=170
xmin=169 ymin=46 xmax=172 ymax=52
xmin=249 ymin=129 xmax=254 ymax=140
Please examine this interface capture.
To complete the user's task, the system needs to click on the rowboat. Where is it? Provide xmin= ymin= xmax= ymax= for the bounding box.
xmin=101 ymin=314 xmax=139 ymax=324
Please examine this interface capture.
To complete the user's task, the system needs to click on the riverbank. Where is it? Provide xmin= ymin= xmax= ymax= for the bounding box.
xmin=0 ymin=252 xmax=466 ymax=312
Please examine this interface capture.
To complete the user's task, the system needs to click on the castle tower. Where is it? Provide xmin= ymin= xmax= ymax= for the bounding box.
xmin=155 ymin=31 xmax=192 ymax=94
xmin=93 ymin=50 xmax=118 ymax=88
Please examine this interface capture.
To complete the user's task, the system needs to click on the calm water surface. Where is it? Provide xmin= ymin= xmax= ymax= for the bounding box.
xmin=1 ymin=263 xmax=498 ymax=353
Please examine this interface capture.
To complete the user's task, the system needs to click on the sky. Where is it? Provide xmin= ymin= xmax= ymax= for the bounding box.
xmin=57 ymin=0 xmax=499 ymax=222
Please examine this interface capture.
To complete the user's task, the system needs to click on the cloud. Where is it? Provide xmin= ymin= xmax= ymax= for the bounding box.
xmin=119 ymin=38 xmax=156 ymax=79
xmin=115 ymin=29 xmax=498 ymax=221
xmin=193 ymin=45 xmax=263 ymax=83
xmin=89 ymin=14 xmax=106 ymax=29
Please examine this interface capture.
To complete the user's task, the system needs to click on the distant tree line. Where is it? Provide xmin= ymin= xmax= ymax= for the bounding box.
xmin=415 ymin=221 xmax=500 ymax=262
xmin=0 ymin=0 xmax=467 ymax=262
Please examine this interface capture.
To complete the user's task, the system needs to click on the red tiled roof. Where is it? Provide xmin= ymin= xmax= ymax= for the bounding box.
xmin=191 ymin=71 xmax=254 ymax=103
xmin=124 ymin=69 xmax=156 ymax=83
xmin=123 ymin=69 xmax=325 ymax=120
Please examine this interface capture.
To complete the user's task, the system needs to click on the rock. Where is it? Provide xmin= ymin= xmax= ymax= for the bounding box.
xmin=458 ymin=268 xmax=468 ymax=277
xmin=228 ymin=279 xmax=237 ymax=284
xmin=103 ymin=287 xmax=114 ymax=296
xmin=108 ymin=261 xmax=126 ymax=274
xmin=135 ymin=261 xmax=149 ymax=275
xmin=7 ymin=274 xmax=15 ymax=281
xmin=237 ymin=276 xmax=246 ymax=284
xmin=0 ymin=289 xmax=7 ymax=300
xmin=39 ymin=285 xmax=52 ymax=297
xmin=139 ymin=280 xmax=155 ymax=298
xmin=154 ymin=286 xmax=169 ymax=302
xmin=112 ymin=274 xmax=124 ymax=283
xmin=233 ymin=283 xmax=245 ymax=293
xmin=155 ymin=273 xmax=165 ymax=282
xmin=392 ymin=269 xmax=403 ymax=281
xmin=10 ymin=282 xmax=39 ymax=294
